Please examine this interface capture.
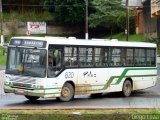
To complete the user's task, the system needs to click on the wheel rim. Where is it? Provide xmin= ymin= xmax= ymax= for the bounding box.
xmin=61 ymin=86 xmax=70 ymax=98
xmin=124 ymin=83 xmax=131 ymax=96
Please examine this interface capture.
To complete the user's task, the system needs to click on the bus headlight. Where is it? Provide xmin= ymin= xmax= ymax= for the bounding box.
xmin=5 ymin=81 xmax=9 ymax=84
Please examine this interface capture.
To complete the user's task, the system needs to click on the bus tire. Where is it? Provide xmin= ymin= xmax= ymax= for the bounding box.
xmin=59 ymin=83 xmax=74 ymax=102
xmin=25 ymin=95 xmax=39 ymax=101
xmin=122 ymin=80 xmax=132 ymax=97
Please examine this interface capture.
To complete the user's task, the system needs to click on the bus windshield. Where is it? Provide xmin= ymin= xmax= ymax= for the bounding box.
xmin=6 ymin=47 xmax=47 ymax=77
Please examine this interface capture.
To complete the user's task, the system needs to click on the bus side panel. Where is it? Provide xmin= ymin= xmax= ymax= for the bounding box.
xmin=41 ymin=69 xmax=79 ymax=97
xmin=75 ymin=68 xmax=126 ymax=95
xmin=126 ymin=68 xmax=157 ymax=90
xmin=75 ymin=67 xmax=157 ymax=95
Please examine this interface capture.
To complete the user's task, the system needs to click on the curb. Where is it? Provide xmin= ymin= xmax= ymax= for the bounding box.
xmin=0 ymin=106 xmax=160 ymax=110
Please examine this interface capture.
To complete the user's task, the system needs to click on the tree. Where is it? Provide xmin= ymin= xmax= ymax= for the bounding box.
xmin=89 ymin=0 xmax=126 ymax=36
xmin=43 ymin=0 xmax=55 ymax=13
xmin=43 ymin=0 xmax=85 ymax=24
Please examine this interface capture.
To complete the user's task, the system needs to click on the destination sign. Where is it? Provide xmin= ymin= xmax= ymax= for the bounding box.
xmin=10 ymin=39 xmax=47 ymax=48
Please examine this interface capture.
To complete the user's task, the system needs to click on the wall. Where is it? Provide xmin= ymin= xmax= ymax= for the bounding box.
xmin=143 ymin=0 xmax=159 ymax=40
xmin=2 ymin=22 xmax=84 ymax=37
xmin=135 ymin=9 xmax=144 ymax=34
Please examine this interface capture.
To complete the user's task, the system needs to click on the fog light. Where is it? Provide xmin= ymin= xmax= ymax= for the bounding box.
xmin=5 ymin=81 xmax=9 ymax=84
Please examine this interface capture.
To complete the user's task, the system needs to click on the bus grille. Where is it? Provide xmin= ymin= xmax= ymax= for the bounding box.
xmin=10 ymin=77 xmax=36 ymax=89
xmin=12 ymin=82 xmax=32 ymax=88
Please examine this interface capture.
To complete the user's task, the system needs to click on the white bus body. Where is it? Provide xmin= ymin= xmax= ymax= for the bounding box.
xmin=4 ymin=36 xmax=157 ymax=101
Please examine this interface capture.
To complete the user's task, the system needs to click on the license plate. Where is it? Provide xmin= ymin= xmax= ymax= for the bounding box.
xmin=15 ymin=89 xmax=25 ymax=94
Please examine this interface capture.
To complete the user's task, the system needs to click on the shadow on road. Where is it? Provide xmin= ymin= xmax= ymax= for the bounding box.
xmin=4 ymin=90 xmax=160 ymax=108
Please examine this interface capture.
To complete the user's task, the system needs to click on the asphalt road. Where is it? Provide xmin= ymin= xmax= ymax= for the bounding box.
xmin=0 ymin=70 xmax=160 ymax=109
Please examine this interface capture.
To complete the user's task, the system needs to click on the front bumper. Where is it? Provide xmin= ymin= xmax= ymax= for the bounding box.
xmin=4 ymin=85 xmax=61 ymax=98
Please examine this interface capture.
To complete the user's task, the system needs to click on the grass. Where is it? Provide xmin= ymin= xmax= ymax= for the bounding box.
xmin=0 ymin=109 xmax=160 ymax=120
xmin=106 ymin=33 xmax=144 ymax=42
xmin=0 ymin=46 xmax=7 ymax=65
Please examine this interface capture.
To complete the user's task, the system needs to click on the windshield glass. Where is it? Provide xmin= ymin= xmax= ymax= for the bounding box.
xmin=6 ymin=47 xmax=47 ymax=77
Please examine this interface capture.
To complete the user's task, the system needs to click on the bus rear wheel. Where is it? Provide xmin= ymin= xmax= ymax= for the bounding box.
xmin=122 ymin=80 xmax=132 ymax=97
xmin=25 ymin=95 xmax=39 ymax=101
xmin=58 ymin=83 xmax=74 ymax=102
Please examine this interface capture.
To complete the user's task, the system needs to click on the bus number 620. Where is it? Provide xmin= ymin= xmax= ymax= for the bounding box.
xmin=65 ymin=72 xmax=74 ymax=79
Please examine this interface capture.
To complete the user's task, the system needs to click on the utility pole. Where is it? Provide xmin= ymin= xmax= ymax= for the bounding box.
xmin=126 ymin=0 xmax=129 ymax=41
xmin=0 ymin=0 xmax=3 ymax=45
xmin=85 ymin=0 xmax=89 ymax=40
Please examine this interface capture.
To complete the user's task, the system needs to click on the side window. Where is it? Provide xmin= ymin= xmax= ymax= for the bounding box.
xmin=110 ymin=48 xmax=121 ymax=66
xmin=134 ymin=48 xmax=146 ymax=66
xmin=48 ymin=49 xmax=62 ymax=67
xmin=79 ymin=47 xmax=93 ymax=67
xmin=126 ymin=48 xmax=134 ymax=66
xmin=64 ymin=46 xmax=78 ymax=67
xmin=48 ymin=47 xmax=63 ymax=78
xmin=147 ymin=49 xmax=156 ymax=66
xmin=95 ymin=48 xmax=108 ymax=67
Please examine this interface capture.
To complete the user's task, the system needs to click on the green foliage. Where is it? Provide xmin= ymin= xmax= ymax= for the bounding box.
xmin=146 ymin=37 xmax=160 ymax=54
xmin=106 ymin=32 xmax=144 ymax=41
xmin=0 ymin=109 xmax=160 ymax=120
xmin=44 ymin=0 xmax=85 ymax=24
xmin=116 ymin=10 xmax=136 ymax=34
xmin=89 ymin=0 xmax=125 ymax=28
xmin=0 ymin=46 xmax=7 ymax=65
xmin=43 ymin=0 xmax=55 ymax=13
xmin=3 ymin=11 xmax=54 ymax=21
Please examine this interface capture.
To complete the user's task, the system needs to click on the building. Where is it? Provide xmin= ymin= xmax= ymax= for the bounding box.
xmin=151 ymin=0 xmax=160 ymax=17
xmin=142 ymin=0 xmax=160 ymax=41
xmin=122 ymin=0 xmax=144 ymax=34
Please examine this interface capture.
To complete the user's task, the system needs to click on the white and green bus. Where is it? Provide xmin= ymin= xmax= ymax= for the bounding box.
xmin=4 ymin=36 xmax=157 ymax=101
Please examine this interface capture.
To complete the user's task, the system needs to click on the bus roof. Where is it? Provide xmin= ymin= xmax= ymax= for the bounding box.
xmin=11 ymin=36 xmax=157 ymax=48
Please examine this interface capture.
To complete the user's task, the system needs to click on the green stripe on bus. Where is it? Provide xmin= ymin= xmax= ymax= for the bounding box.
xmin=103 ymin=67 xmax=157 ymax=90
xmin=35 ymin=87 xmax=61 ymax=90
xmin=103 ymin=76 xmax=119 ymax=90
xmin=115 ymin=67 xmax=157 ymax=85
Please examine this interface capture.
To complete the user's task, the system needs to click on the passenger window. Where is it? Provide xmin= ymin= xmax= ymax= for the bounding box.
xmin=79 ymin=47 xmax=93 ymax=67
xmin=48 ymin=48 xmax=62 ymax=78
xmin=64 ymin=47 xmax=78 ymax=67
xmin=110 ymin=48 xmax=121 ymax=66
xmin=147 ymin=49 xmax=156 ymax=66
xmin=95 ymin=48 xmax=108 ymax=67
xmin=126 ymin=48 xmax=134 ymax=66
xmin=134 ymin=48 xmax=146 ymax=66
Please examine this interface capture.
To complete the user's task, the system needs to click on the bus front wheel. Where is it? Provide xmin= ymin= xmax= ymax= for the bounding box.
xmin=25 ymin=95 xmax=39 ymax=101
xmin=122 ymin=80 xmax=132 ymax=97
xmin=58 ymin=83 xmax=74 ymax=102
